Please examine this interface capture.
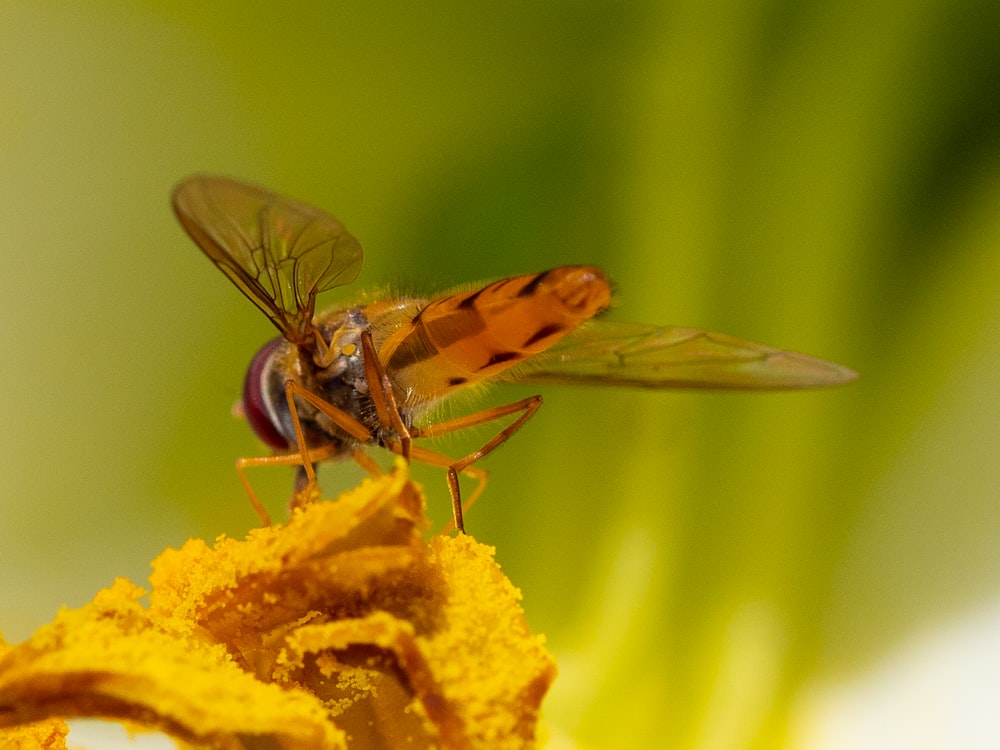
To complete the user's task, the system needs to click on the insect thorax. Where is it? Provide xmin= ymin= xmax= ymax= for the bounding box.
xmin=256 ymin=307 xmax=395 ymax=455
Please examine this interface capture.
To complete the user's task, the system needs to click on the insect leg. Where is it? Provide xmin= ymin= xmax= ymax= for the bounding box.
xmin=360 ymin=331 xmax=413 ymax=460
xmin=236 ymin=443 xmax=336 ymax=525
xmin=402 ymin=395 xmax=544 ymax=533
xmin=282 ymin=380 xmax=374 ymax=506
xmin=351 ymin=447 xmax=385 ymax=477
xmin=402 ymin=445 xmax=489 ymax=533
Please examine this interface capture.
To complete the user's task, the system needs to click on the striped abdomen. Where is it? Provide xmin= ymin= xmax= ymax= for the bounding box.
xmin=378 ymin=266 xmax=611 ymax=402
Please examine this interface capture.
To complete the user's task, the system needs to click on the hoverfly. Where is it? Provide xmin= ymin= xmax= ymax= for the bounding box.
xmin=172 ymin=175 xmax=857 ymax=532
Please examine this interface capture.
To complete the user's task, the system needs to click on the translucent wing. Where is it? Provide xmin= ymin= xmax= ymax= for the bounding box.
xmin=511 ymin=320 xmax=857 ymax=389
xmin=172 ymin=175 xmax=363 ymax=347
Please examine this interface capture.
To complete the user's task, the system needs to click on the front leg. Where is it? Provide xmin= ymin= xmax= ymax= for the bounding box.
xmin=281 ymin=379 xmax=374 ymax=508
xmin=235 ymin=442 xmax=336 ymax=525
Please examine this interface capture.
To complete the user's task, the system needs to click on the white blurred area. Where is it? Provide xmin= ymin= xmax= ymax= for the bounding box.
xmin=788 ymin=599 xmax=1000 ymax=750
xmin=67 ymin=721 xmax=176 ymax=750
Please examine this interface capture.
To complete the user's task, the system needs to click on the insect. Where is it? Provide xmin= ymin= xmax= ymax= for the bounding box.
xmin=172 ymin=175 xmax=857 ymax=532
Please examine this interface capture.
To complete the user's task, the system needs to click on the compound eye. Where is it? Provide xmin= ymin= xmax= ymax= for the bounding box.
xmin=241 ymin=338 xmax=289 ymax=450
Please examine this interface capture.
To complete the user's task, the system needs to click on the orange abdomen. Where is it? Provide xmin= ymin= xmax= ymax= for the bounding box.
xmin=380 ymin=266 xmax=611 ymax=400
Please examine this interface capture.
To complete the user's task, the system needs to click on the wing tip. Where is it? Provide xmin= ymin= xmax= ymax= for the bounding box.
xmin=761 ymin=352 xmax=859 ymax=389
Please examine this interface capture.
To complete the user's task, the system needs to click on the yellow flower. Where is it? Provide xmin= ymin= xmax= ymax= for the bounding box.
xmin=0 ymin=463 xmax=556 ymax=749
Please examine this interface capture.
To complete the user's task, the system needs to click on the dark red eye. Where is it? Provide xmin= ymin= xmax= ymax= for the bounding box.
xmin=242 ymin=338 xmax=289 ymax=450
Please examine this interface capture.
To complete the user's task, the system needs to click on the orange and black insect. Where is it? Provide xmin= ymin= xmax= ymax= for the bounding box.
xmin=172 ymin=175 xmax=857 ymax=532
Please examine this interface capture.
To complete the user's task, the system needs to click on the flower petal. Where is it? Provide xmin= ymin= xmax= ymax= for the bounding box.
xmin=0 ymin=464 xmax=555 ymax=749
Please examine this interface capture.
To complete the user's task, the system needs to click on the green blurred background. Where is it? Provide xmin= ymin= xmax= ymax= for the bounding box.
xmin=2 ymin=2 xmax=999 ymax=748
